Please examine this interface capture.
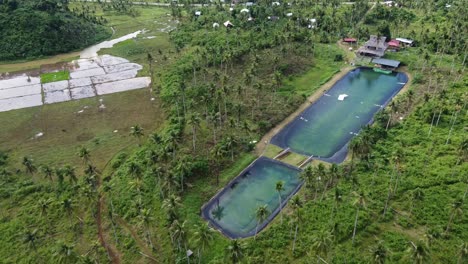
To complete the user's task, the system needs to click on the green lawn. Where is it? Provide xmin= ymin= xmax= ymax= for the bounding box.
xmin=40 ymin=70 xmax=70 ymax=83
xmin=279 ymin=44 xmax=343 ymax=96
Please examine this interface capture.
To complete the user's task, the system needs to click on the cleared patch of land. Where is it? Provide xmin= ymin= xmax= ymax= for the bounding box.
xmin=0 ymin=88 xmax=164 ymax=171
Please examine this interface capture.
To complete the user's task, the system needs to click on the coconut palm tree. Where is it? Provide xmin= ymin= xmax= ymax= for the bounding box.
xmin=225 ymin=239 xmax=245 ymax=264
xmin=351 ymin=191 xmax=367 ymax=245
xmin=40 ymin=165 xmax=54 ymax=181
xmin=290 ymin=195 xmax=303 ymax=253
xmin=61 ymin=198 xmax=74 ymax=224
xmin=130 ymin=124 xmax=144 ymax=145
xmin=162 ymin=194 xmax=182 ymax=223
xmin=458 ymin=242 xmax=468 ymax=264
xmin=275 ymin=181 xmax=285 ymax=224
xmin=23 ymin=229 xmax=38 ymax=250
xmin=311 ymin=228 xmax=333 ymax=263
xmin=446 ymin=198 xmax=464 ymax=234
xmin=127 ymin=162 xmax=143 ymax=180
xmin=139 ymin=208 xmax=155 ymax=250
xmin=405 ymin=240 xmax=430 ymax=264
xmin=187 ymin=112 xmax=201 ymax=151
xmin=77 ymin=147 xmax=91 ymax=164
xmin=299 ymin=166 xmax=314 ymax=191
xmin=62 ymin=165 xmax=77 ymax=184
xmin=22 ymin=156 xmax=37 ymax=175
xmin=369 ymin=240 xmax=388 ymax=264
xmin=38 ymin=198 xmax=53 ymax=217
xmin=410 ymin=188 xmax=424 ymax=215
xmin=192 ymin=222 xmax=214 ymax=264
xmin=255 ymin=205 xmax=270 ymax=239
xmin=53 ymin=241 xmax=78 ymax=264
xmin=170 ymin=219 xmax=188 ymax=252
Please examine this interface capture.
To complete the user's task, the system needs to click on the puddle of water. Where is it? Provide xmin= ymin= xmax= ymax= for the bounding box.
xmin=80 ymin=31 xmax=143 ymax=58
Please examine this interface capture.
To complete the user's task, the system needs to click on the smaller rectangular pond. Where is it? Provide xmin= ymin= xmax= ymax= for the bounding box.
xmin=202 ymin=157 xmax=302 ymax=238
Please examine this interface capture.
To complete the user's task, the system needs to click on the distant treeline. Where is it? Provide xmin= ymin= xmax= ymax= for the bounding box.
xmin=0 ymin=0 xmax=111 ymax=61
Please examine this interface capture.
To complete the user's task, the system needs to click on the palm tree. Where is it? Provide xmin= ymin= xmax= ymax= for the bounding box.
xmin=410 ymin=188 xmax=424 ymax=214
xmin=130 ymin=124 xmax=144 ymax=145
xmin=446 ymin=198 xmax=464 ymax=234
xmin=40 ymin=165 xmax=54 ymax=181
xmin=127 ymin=162 xmax=143 ymax=180
xmin=299 ymin=166 xmax=314 ymax=190
xmin=458 ymin=242 xmax=468 ymax=264
xmin=187 ymin=112 xmax=201 ymax=151
xmin=61 ymin=198 xmax=74 ymax=224
xmin=38 ymin=198 xmax=53 ymax=217
xmin=369 ymin=240 xmax=388 ymax=264
xmin=62 ymin=165 xmax=77 ymax=184
xmin=275 ymin=181 xmax=285 ymax=224
xmin=225 ymin=239 xmax=245 ymax=264
xmin=192 ymin=222 xmax=214 ymax=264
xmin=162 ymin=195 xmax=182 ymax=223
xmin=53 ymin=241 xmax=78 ymax=264
xmin=405 ymin=240 xmax=430 ymax=264
xmin=24 ymin=229 xmax=38 ymax=250
xmin=170 ymin=219 xmax=188 ymax=252
xmin=77 ymin=147 xmax=91 ymax=164
xmin=139 ymin=208 xmax=155 ymax=250
xmin=311 ymin=229 xmax=333 ymax=263
xmin=255 ymin=205 xmax=270 ymax=239
xmin=290 ymin=195 xmax=303 ymax=253
xmin=22 ymin=156 xmax=37 ymax=175
xmin=351 ymin=191 xmax=367 ymax=245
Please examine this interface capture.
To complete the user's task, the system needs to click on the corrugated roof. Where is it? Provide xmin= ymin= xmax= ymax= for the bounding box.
xmin=396 ymin=38 xmax=413 ymax=44
xmin=372 ymin=58 xmax=401 ymax=68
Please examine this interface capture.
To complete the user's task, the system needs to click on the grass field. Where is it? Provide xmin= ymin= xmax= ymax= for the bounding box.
xmin=279 ymin=44 xmax=343 ymax=96
xmin=40 ymin=70 xmax=70 ymax=83
xmin=0 ymin=88 xmax=165 ymax=172
xmin=0 ymin=5 xmax=174 ymax=172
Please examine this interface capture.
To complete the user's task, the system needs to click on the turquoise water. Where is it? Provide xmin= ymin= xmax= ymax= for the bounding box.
xmin=271 ymin=67 xmax=408 ymax=162
xmin=202 ymin=157 xmax=301 ymax=238
xmin=202 ymin=68 xmax=408 ymax=238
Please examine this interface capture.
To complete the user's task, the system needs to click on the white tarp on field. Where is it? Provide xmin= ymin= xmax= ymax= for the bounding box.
xmin=0 ymin=55 xmax=150 ymax=113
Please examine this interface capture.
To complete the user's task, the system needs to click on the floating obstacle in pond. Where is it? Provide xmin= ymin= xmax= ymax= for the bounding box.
xmin=338 ymin=94 xmax=348 ymax=101
xmin=299 ymin=155 xmax=315 ymax=168
xmin=273 ymin=147 xmax=290 ymax=160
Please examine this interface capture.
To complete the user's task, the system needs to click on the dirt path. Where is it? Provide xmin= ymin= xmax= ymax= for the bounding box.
xmin=115 ymin=216 xmax=159 ymax=263
xmin=255 ymin=66 xmax=354 ymax=156
xmin=97 ymin=192 xmax=122 ymax=263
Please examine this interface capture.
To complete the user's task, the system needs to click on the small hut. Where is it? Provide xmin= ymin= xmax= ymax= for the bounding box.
xmin=343 ymin=38 xmax=357 ymax=44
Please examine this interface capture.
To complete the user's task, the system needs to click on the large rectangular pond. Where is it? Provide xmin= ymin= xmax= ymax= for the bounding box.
xmin=202 ymin=157 xmax=302 ymax=238
xmin=270 ymin=67 xmax=408 ymax=163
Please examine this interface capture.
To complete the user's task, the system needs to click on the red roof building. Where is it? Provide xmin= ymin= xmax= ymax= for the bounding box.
xmin=388 ymin=39 xmax=400 ymax=50
xmin=343 ymin=38 xmax=357 ymax=43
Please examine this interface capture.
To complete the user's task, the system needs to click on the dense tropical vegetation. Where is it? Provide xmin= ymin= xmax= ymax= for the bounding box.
xmin=0 ymin=0 xmax=110 ymax=60
xmin=0 ymin=0 xmax=467 ymax=263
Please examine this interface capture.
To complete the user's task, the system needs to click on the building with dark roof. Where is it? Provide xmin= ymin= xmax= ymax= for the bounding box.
xmin=358 ymin=35 xmax=388 ymax=57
